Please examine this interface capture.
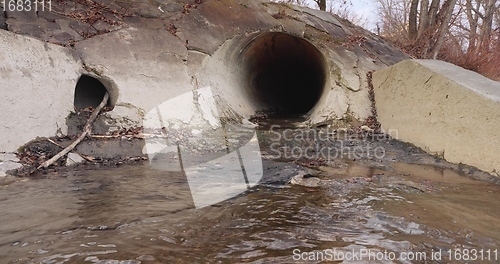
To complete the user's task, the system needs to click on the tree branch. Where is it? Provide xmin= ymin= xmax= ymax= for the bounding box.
xmin=37 ymin=92 xmax=110 ymax=170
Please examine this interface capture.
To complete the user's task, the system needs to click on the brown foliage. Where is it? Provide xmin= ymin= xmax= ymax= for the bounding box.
xmin=64 ymin=0 xmax=130 ymax=25
xmin=377 ymin=0 xmax=499 ymax=82
xmin=438 ymin=38 xmax=500 ymax=81
xmin=272 ymin=9 xmax=288 ymax=19
xmin=384 ymin=33 xmax=500 ymax=81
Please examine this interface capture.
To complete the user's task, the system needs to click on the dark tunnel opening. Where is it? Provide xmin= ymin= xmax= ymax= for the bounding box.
xmin=242 ymin=33 xmax=327 ymax=116
xmin=74 ymin=75 xmax=110 ymax=109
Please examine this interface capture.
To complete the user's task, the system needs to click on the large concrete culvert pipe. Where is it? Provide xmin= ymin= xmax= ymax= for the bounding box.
xmin=240 ymin=33 xmax=328 ymax=115
xmin=205 ymin=32 xmax=329 ymax=121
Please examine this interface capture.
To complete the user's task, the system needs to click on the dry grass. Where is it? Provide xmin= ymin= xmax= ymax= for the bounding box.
xmin=384 ymin=35 xmax=500 ymax=82
xmin=438 ymin=42 xmax=500 ymax=81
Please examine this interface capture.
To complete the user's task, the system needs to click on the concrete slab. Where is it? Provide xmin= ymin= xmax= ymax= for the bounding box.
xmin=176 ymin=0 xmax=275 ymax=55
xmin=0 ymin=30 xmax=82 ymax=152
xmin=373 ymin=59 xmax=500 ymax=175
xmin=6 ymin=19 xmax=46 ymax=39
xmin=0 ymin=153 xmax=19 ymax=162
xmin=364 ymin=36 xmax=410 ymax=66
xmin=293 ymin=10 xmax=348 ymax=38
xmin=289 ymin=5 xmax=352 ymax=35
xmin=416 ymin=60 xmax=500 ymax=102
xmin=66 ymin=152 xmax=85 ymax=166
xmin=75 ymin=27 xmax=192 ymax=117
xmin=6 ymin=10 xmax=38 ymax=22
xmin=0 ymin=161 xmax=22 ymax=177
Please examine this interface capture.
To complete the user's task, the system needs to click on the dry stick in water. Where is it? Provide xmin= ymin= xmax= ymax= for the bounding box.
xmin=38 ymin=92 xmax=110 ymax=170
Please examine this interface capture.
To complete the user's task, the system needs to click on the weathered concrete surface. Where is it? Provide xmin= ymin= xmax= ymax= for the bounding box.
xmin=373 ymin=59 xmax=500 ymax=175
xmin=0 ymin=30 xmax=82 ymax=152
xmin=0 ymin=153 xmax=22 ymax=177
xmin=66 ymin=152 xmax=85 ymax=166
xmin=0 ymin=0 xmax=410 ymax=156
xmin=75 ymin=27 xmax=192 ymax=129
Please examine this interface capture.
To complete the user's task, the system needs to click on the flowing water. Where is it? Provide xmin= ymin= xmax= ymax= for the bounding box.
xmin=1 ymin=128 xmax=499 ymax=263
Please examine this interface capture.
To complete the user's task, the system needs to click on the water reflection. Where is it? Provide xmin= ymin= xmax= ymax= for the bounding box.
xmin=0 ymin=161 xmax=499 ymax=263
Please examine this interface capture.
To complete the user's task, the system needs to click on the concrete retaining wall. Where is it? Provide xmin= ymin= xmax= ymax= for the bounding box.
xmin=0 ymin=0 xmax=410 ymax=154
xmin=0 ymin=30 xmax=82 ymax=152
xmin=373 ymin=59 xmax=500 ymax=175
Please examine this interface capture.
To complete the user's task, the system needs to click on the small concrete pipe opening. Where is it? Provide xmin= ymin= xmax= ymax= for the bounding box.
xmin=240 ymin=32 xmax=328 ymax=116
xmin=74 ymin=75 xmax=114 ymax=110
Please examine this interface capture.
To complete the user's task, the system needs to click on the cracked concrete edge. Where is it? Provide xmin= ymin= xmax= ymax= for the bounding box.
xmin=173 ymin=2 xmax=346 ymax=56
xmin=286 ymin=4 xmax=352 ymax=35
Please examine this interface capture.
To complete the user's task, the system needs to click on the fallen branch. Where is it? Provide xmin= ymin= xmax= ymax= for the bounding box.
xmin=37 ymin=92 xmax=109 ymax=170
xmin=47 ymin=138 xmax=64 ymax=149
xmin=91 ymin=135 xmax=121 ymax=139
xmin=91 ymin=134 xmax=145 ymax=139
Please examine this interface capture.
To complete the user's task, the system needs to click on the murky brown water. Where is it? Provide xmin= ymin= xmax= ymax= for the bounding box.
xmin=1 ymin=157 xmax=499 ymax=263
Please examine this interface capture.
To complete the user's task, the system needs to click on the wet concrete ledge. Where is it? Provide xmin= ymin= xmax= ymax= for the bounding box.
xmin=373 ymin=59 xmax=500 ymax=176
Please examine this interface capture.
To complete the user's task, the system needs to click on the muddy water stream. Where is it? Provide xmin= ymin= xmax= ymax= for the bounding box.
xmin=1 ymin=129 xmax=499 ymax=263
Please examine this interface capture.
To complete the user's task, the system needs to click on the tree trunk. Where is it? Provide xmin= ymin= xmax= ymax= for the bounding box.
xmin=432 ymin=0 xmax=458 ymax=59
xmin=315 ymin=0 xmax=326 ymax=11
xmin=428 ymin=0 xmax=441 ymax=26
xmin=465 ymin=0 xmax=479 ymax=54
xmin=37 ymin=93 xmax=110 ymax=170
xmin=409 ymin=0 xmax=420 ymax=40
xmin=418 ymin=0 xmax=430 ymax=38
xmin=418 ymin=0 xmax=441 ymax=57
xmin=476 ymin=0 xmax=496 ymax=53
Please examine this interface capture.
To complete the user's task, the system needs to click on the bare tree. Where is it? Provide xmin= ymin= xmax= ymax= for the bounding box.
xmin=376 ymin=0 xmax=413 ymax=39
xmin=476 ymin=0 xmax=497 ymax=51
xmin=453 ymin=0 xmax=499 ymax=55
xmin=315 ymin=0 xmax=327 ymax=10
xmin=430 ymin=0 xmax=458 ymax=58
xmin=418 ymin=0 xmax=430 ymax=36
xmin=328 ymin=0 xmax=369 ymax=27
xmin=376 ymin=0 xmax=500 ymax=80
xmin=376 ymin=0 xmax=459 ymax=57
xmin=409 ymin=0 xmax=420 ymax=39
